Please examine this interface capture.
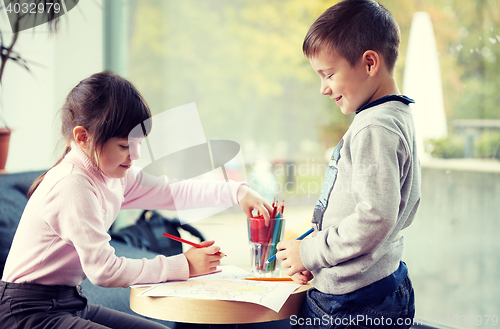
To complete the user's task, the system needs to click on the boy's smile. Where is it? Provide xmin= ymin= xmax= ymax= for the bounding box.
xmin=309 ymin=49 xmax=378 ymax=115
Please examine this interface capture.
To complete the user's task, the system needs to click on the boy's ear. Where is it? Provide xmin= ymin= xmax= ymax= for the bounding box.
xmin=362 ymin=50 xmax=380 ymax=76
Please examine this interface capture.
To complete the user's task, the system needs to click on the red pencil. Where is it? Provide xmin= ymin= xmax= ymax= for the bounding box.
xmin=163 ymin=232 xmax=225 ymax=256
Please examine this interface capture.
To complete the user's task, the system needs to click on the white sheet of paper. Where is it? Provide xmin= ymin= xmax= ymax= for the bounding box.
xmin=134 ymin=266 xmax=301 ymax=312
xmin=188 ymin=265 xmax=251 ymax=281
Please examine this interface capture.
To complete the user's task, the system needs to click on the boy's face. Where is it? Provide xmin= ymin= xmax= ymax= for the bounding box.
xmin=309 ymin=50 xmax=376 ymax=115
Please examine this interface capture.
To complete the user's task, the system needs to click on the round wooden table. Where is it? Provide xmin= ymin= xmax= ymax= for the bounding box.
xmin=130 ymin=284 xmax=310 ymax=325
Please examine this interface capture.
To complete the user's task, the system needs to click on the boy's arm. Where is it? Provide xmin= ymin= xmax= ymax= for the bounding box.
xmin=300 ymin=125 xmax=409 ymax=272
xmin=277 ymin=239 xmax=308 ymax=280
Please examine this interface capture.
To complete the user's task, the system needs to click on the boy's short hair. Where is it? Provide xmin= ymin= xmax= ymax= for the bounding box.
xmin=303 ymin=0 xmax=400 ymax=72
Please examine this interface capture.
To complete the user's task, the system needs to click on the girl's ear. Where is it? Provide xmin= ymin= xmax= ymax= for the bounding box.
xmin=73 ymin=126 xmax=90 ymax=150
xmin=362 ymin=50 xmax=380 ymax=76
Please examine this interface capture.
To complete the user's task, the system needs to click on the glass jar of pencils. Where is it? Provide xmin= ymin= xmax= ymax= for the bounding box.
xmin=247 ymin=216 xmax=285 ymax=277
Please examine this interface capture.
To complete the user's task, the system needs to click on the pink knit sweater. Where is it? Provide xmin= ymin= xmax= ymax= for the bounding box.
xmin=2 ymin=146 xmax=244 ymax=287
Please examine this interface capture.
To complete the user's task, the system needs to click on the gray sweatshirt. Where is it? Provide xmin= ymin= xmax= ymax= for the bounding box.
xmin=301 ymin=96 xmax=421 ymax=295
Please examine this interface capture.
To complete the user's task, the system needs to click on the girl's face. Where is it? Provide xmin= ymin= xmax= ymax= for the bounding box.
xmin=98 ymin=137 xmax=142 ymax=178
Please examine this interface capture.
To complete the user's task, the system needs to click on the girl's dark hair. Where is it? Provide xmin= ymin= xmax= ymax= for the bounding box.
xmin=303 ymin=0 xmax=400 ymax=72
xmin=28 ymin=71 xmax=152 ymax=198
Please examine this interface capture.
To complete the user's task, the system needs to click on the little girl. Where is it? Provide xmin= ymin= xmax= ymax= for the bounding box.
xmin=0 ymin=71 xmax=271 ymax=328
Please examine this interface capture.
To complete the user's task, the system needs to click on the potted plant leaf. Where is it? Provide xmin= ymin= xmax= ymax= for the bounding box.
xmin=0 ymin=0 xmax=79 ymax=170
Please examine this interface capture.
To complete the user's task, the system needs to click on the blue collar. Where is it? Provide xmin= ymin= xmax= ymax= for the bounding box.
xmin=356 ymin=95 xmax=415 ymax=114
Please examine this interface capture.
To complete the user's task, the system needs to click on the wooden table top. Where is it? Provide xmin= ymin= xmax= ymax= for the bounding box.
xmin=130 ymin=283 xmax=310 ymax=324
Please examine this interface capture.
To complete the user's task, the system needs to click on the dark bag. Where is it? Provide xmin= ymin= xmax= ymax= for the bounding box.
xmin=111 ymin=210 xmax=205 ymax=257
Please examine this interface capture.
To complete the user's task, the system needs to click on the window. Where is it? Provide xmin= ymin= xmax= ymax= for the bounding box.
xmin=108 ymin=1 xmax=500 ymax=327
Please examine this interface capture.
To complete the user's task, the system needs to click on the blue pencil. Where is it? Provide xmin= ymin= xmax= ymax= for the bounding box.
xmin=265 ymin=228 xmax=314 ymax=264
xmin=264 ymin=214 xmax=284 ymax=271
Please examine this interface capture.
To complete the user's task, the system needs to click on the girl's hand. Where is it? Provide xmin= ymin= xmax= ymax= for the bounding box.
xmin=291 ymin=271 xmax=313 ymax=285
xmin=237 ymin=185 xmax=273 ymax=225
xmin=184 ymin=240 xmax=223 ymax=277
xmin=276 ymin=239 xmax=306 ymax=277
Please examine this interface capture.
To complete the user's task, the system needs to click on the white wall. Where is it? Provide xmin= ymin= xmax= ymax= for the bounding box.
xmin=0 ymin=0 xmax=103 ymax=173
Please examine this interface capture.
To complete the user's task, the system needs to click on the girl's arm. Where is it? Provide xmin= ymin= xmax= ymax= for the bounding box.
xmin=235 ymin=184 xmax=272 ymax=224
xmin=184 ymin=240 xmax=222 ymax=276
xmin=44 ymin=174 xmax=190 ymax=287
xmin=122 ymin=168 xmax=272 ymax=221
xmin=122 ymin=168 xmax=243 ymax=210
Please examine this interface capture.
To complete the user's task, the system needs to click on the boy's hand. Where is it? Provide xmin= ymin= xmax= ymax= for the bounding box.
xmin=292 ymin=271 xmax=314 ymax=285
xmin=237 ymin=185 xmax=273 ymax=225
xmin=276 ymin=239 xmax=306 ymax=277
xmin=184 ymin=240 xmax=222 ymax=277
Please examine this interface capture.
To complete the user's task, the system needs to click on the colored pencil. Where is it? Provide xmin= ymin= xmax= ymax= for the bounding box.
xmin=265 ymin=228 xmax=314 ymax=264
xmin=251 ymin=200 xmax=286 ymax=271
xmin=163 ymin=232 xmax=225 ymax=256
xmin=264 ymin=216 xmax=284 ymax=271
xmin=296 ymin=228 xmax=315 ymax=240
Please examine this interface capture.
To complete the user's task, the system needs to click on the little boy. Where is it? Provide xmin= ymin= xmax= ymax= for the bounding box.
xmin=277 ymin=0 xmax=420 ymax=328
